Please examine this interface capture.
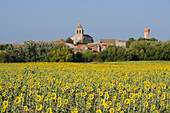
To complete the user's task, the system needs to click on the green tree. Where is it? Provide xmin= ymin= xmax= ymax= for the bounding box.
xmin=0 ymin=52 xmax=10 ymax=63
xmin=126 ymin=38 xmax=136 ymax=48
xmin=60 ymin=39 xmax=65 ymax=42
xmin=46 ymin=44 xmax=73 ymax=62
xmin=82 ymin=50 xmax=94 ymax=62
xmin=73 ymin=52 xmax=84 ymax=62
xmin=66 ymin=38 xmax=73 ymax=44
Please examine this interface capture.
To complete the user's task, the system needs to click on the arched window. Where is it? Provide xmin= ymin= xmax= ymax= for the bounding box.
xmin=77 ymin=30 xmax=79 ymax=34
xmin=79 ymin=30 xmax=81 ymax=33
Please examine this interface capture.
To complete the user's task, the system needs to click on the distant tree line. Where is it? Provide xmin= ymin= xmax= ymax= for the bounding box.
xmin=0 ymin=38 xmax=169 ymax=63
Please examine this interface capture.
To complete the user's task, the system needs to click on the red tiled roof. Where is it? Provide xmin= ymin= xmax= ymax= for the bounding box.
xmin=52 ymin=40 xmax=67 ymax=44
xmin=12 ymin=44 xmax=23 ymax=47
xmin=75 ymin=44 xmax=87 ymax=49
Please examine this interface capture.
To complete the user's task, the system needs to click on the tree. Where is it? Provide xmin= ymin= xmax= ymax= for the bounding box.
xmin=73 ymin=52 xmax=84 ymax=62
xmin=82 ymin=50 xmax=94 ymax=62
xmin=60 ymin=39 xmax=65 ymax=42
xmin=0 ymin=52 xmax=10 ymax=63
xmin=66 ymin=38 xmax=73 ymax=44
xmin=126 ymin=38 xmax=136 ymax=48
xmin=93 ymin=54 xmax=102 ymax=62
xmin=46 ymin=44 xmax=73 ymax=62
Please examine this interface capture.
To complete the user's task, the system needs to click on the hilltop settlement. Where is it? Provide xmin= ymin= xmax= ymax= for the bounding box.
xmin=0 ymin=24 xmax=169 ymax=63
xmin=1 ymin=23 xmax=149 ymax=53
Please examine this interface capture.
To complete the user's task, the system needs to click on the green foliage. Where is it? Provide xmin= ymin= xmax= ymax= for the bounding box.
xmin=126 ymin=38 xmax=136 ymax=48
xmin=60 ymin=39 xmax=65 ymax=42
xmin=2 ymin=38 xmax=170 ymax=63
xmin=82 ymin=50 xmax=94 ymax=62
xmin=46 ymin=44 xmax=73 ymax=62
xmin=128 ymin=40 xmax=170 ymax=60
xmin=66 ymin=37 xmax=73 ymax=44
xmin=138 ymin=37 xmax=157 ymax=41
xmin=0 ymin=44 xmax=11 ymax=50
xmin=5 ymin=41 xmax=57 ymax=62
xmin=93 ymin=54 xmax=102 ymax=62
xmin=99 ymin=45 xmax=126 ymax=62
xmin=73 ymin=52 xmax=84 ymax=62
xmin=0 ymin=52 xmax=10 ymax=63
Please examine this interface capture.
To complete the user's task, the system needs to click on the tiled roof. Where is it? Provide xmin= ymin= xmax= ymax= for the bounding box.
xmin=75 ymin=44 xmax=87 ymax=49
xmin=52 ymin=40 xmax=67 ymax=44
xmin=100 ymin=39 xmax=116 ymax=44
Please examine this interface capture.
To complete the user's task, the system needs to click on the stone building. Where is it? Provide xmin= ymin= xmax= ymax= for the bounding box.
xmin=100 ymin=39 xmax=126 ymax=51
xmin=70 ymin=24 xmax=94 ymax=44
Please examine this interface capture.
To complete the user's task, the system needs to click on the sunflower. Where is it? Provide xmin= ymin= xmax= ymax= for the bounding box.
xmin=57 ymin=102 xmax=62 ymax=107
xmin=104 ymin=92 xmax=109 ymax=100
xmin=64 ymin=99 xmax=68 ymax=104
xmin=108 ymin=101 xmax=112 ymax=106
xmin=130 ymin=99 xmax=135 ymax=104
xmin=151 ymin=85 xmax=156 ymax=89
xmin=161 ymin=84 xmax=166 ymax=89
xmin=116 ymin=106 xmax=121 ymax=111
xmin=57 ymin=97 xmax=62 ymax=102
xmin=84 ymin=92 xmax=87 ymax=96
xmin=97 ymin=88 xmax=101 ymax=93
xmin=113 ymin=96 xmax=116 ymax=100
xmin=1 ymin=107 xmax=6 ymax=113
xmin=35 ymin=95 xmax=42 ymax=102
xmin=89 ymin=94 xmax=94 ymax=100
xmin=143 ymin=101 xmax=148 ymax=107
xmin=51 ymin=93 xmax=56 ymax=99
xmin=160 ymin=101 xmax=165 ymax=106
xmin=129 ymin=93 xmax=135 ymax=98
xmin=71 ymin=108 xmax=78 ymax=113
xmin=86 ymin=102 xmax=91 ymax=109
xmin=124 ymin=99 xmax=130 ymax=104
xmin=3 ymin=101 xmax=8 ymax=108
xmin=52 ymin=99 xmax=56 ymax=103
xmin=44 ymin=96 xmax=48 ymax=101
xmin=146 ymin=94 xmax=150 ymax=99
xmin=121 ymin=94 xmax=124 ymax=100
xmin=104 ymin=103 xmax=110 ymax=109
xmin=96 ymin=109 xmax=102 ymax=113
xmin=100 ymin=99 xmax=105 ymax=106
xmin=47 ymin=108 xmax=52 ymax=113
xmin=151 ymin=105 xmax=155 ymax=110
xmin=15 ymin=97 xmax=21 ymax=104
xmin=36 ymin=104 xmax=42 ymax=111
xmin=117 ymin=102 xmax=121 ymax=107
xmin=99 ymin=92 xmax=103 ymax=96
xmin=162 ymin=95 xmax=165 ymax=100
xmin=144 ymin=85 xmax=150 ymax=91
xmin=109 ymin=108 xmax=115 ymax=113
xmin=24 ymin=105 xmax=28 ymax=111
xmin=166 ymin=104 xmax=170 ymax=110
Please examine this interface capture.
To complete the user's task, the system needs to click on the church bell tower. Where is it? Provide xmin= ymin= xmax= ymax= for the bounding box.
xmin=75 ymin=24 xmax=84 ymax=35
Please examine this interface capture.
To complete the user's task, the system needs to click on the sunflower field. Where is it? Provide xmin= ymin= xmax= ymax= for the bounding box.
xmin=0 ymin=61 xmax=170 ymax=113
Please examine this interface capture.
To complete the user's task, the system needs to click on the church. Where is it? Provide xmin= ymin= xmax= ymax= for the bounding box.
xmin=70 ymin=24 xmax=94 ymax=44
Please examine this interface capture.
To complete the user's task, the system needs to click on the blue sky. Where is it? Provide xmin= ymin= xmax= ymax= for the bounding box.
xmin=0 ymin=0 xmax=170 ymax=43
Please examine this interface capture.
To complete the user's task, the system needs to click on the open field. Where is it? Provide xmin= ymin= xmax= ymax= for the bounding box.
xmin=0 ymin=61 xmax=170 ymax=113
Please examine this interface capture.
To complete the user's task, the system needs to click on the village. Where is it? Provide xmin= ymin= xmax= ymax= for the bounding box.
xmin=0 ymin=24 xmax=152 ymax=54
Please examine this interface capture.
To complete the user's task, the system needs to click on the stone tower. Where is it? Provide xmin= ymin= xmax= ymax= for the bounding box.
xmin=144 ymin=28 xmax=150 ymax=39
xmin=76 ymin=24 xmax=84 ymax=35
xmin=70 ymin=24 xmax=94 ymax=44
